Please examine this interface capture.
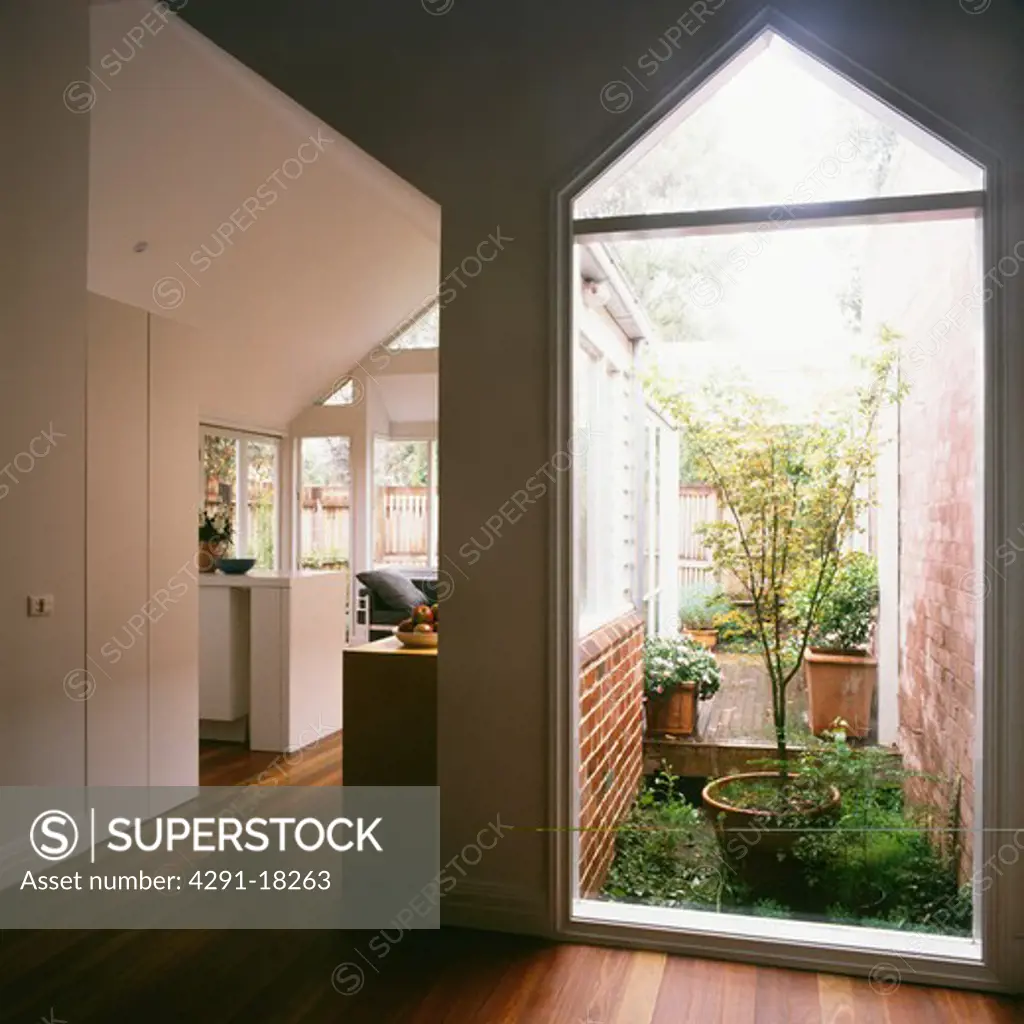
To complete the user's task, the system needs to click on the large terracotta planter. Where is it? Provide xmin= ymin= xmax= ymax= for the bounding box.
xmin=702 ymin=771 xmax=841 ymax=868
xmin=682 ymin=628 xmax=717 ymax=650
xmin=645 ymin=684 xmax=697 ymax=736
xmin=804 ymin=648 xmax=877 ymax=738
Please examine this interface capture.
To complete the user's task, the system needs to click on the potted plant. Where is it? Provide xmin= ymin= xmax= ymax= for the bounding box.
xmin=651 ymin=328 xmax=903 ymax=845
xmin=644 ymin=635 xmax=722 ymax=737
xmin=198 ymin=507 xmax=233 ymax=573
xmin=678 ymin=582 xmax=730 ymax=649
xmin=798 ymin=552 xmax=879 ymax=738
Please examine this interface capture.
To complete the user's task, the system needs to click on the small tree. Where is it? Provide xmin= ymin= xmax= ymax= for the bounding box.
xmin=651 ymin=329 xmax=902 ymax=773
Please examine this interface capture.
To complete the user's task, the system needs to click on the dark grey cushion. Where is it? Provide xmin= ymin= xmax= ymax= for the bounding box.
xmin=355 ymin=569 xmax=429 ymax=613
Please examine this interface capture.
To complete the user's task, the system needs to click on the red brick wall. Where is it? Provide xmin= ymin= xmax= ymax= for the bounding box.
xmin=899 ymin=301 xmax=978 ymax=877
xmin=578 ymin=611 xmax=645 ymax=896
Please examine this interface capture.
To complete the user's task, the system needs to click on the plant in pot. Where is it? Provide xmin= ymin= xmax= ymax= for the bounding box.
xmin=794 ymin=552 xmax=879 ymax=738
xmin=650 ymin=328 xmax=903 ymax=852
xmin=198 ymin=507 xmax=233 ymax=573
xmin=643 ymin=634 xmax=722 ymax=738
xmin=678 ymin=582 xmax=730 ymax=649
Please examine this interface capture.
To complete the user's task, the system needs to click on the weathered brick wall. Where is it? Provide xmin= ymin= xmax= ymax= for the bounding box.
xmin=578 ymin=611 xmax=645 ymax=896
xmin=899 ymin=311 xmax=977 ymax=875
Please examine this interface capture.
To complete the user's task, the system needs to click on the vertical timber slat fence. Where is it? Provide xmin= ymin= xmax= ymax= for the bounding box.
xmin=678 ymin=483 xmax=718 ymax=590
xmin=374 ymin=486 xmax=429 ymax=564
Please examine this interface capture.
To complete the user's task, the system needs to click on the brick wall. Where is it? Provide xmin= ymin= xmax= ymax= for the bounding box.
xmin=861 ymin=141 xmax=981 ymax=879
xmin=899 ymin=304 xmax=978 ymax=876
xmin=578 ymin=611 xmax=645 ymax=896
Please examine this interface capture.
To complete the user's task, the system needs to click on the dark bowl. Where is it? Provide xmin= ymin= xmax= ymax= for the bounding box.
xmin=215 ymin=558 xmax=256 ymax=575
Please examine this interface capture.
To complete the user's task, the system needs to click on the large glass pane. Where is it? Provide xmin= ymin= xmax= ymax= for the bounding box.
xmin=203 ymin=433 xmax=237 ymax=558
xmin=573 ymin=214 xmax=984 ymax=943
xmin=429 ymin=439 xmax=439 ymax=567
xmin=576 ymin=32 xmax=983 ymax=218
xmin=374 ymin=439 xmax=431 ymax=568
xmin=246 ymin=439 xmax=277 ymax=569
xmin=300 ymin=437 xmax=351 ymax=571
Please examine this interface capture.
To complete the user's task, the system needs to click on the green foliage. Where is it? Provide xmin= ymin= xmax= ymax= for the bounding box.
xmin=678 ymin=582 xmax=730 ymax=630
xmin=648 ymin=328 xmax=903 ymax=764
xmin=603 ymin=770 xmax=738 ymax=908
xmin=750 ymin=898 xmax=792 ymax=919
xmin=299 ymin=550 xmax=349 ymax=570
xmin=250 ymin=499 xmax=275 ymax=570
xmin=794 ymin=552 xmax=878 ymax=653
xmin=790 ymin=733 xmax=970 ymax=934
xmin=643 ymin=635 xmax=722 ymax=702
xmin=711 ymin=772 xmax=835 ymax=819
xmin=711 ymin=606 xmax=759 ymax=651
xmin=602 ymin=739 xmax=972 ymax=936
xmin=203 ymin=434 xmax=236 ymax=494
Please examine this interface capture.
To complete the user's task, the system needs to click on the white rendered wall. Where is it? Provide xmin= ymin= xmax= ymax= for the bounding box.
xmin=0 ymin=1 xmax=90 ymax=786
xmin=85 ymin=294 xmax=200 ymax=790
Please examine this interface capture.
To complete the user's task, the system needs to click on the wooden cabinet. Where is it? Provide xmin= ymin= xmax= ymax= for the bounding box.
xmin=342 ymin=637 xmax=437 ymax=785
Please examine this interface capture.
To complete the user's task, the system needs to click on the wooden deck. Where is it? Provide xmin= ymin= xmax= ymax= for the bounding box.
xmin=645 ymin=652 xmax=813 ymax=779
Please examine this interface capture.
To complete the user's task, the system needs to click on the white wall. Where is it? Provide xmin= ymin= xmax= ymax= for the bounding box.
xmin=0 ymin=0 xmax=90 ymax=786
xmin=86 ymin=294 xmax=200 ymax=789
xmin=87 ymin=294 xmax=150 ymax=785
xmin=148 ymin=314 xmax=201 ymax=789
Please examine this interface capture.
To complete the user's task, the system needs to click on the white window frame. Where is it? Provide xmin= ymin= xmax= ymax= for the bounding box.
xmin=554 ymin=15 xmax=1008 ymax=991
xmin=294 ymin=433 xmax=353 ymax=573
xmin=372 ymin=434 xmax=439 ymax=571
xmin=200 ymin=425 xmax=281 ymax=570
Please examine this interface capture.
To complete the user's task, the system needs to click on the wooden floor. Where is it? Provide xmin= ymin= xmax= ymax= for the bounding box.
xmin=9 ymin=733 xmax=1012 ymax=1018
xmin=198 ymin=731 xmax=343 ymax=786
xmin=0 ymin=926 xmax=1019 ymax=1023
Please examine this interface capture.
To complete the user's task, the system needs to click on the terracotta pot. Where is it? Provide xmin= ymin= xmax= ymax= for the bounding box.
xmin=702 ymin=771 xmax=841 ymax=866
xmin=645 ymin=684 xmax=697 ymax=736
xmin=804 ymin=648 xmax=877 ymax=738
xmin=197 ymin=541 xmax=225 ymax=574
xmin=682 ymin=628 xmax=717 ymax=650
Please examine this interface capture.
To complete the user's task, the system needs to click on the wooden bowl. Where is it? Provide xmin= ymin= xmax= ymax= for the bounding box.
xmin=396 ymin=630 xmax=438 ymax=649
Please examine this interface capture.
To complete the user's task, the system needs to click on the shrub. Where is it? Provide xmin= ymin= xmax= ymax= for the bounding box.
xmin=643 ymin=635 xmax=722 ymax=702
xmin=678 ymin=582 xmax=731 ymax=631
xmin=791 ymin=732 xmax=971 ymax=934
xmin=711 ymin=605 xmax=759 ymax=651
xmin=602 ymin=771 xmax=737 ymax=908
xmin=602 ymin=737 xmax=973 ymax=936
xmin=796 ymin=552 xmax=879 ymax=653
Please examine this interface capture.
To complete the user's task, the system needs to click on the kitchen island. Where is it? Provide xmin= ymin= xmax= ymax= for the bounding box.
xmin=342 ymin=636 xmax=437 ymax=785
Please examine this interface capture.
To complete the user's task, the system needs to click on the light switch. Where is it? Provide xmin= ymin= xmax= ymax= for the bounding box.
xmin=27 ymin=595 xmax=54 ymax=617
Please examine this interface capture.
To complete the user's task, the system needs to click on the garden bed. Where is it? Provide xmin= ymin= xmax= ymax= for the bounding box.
xmin=601 ymin=762 xmax=971 ymax=936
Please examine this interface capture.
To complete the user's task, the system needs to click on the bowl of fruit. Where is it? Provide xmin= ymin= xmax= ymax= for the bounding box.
xmin=396 ymin=603 xmax=438 ymax=648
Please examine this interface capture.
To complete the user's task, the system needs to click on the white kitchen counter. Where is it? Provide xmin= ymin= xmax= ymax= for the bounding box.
xmin=199 ymin=569 xmax=347 ymax=752
xmin=198 ymin=569 xmax=346 ymax=588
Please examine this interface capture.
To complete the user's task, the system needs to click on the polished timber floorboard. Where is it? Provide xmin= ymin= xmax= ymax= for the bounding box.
xmin=199 ymin=730 xmax=343 ymax=786
xmin=14 ymin=742 xmax=1009 ymax=1019
xmin=2 ymin=926 xmax=1020 ymax=1023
